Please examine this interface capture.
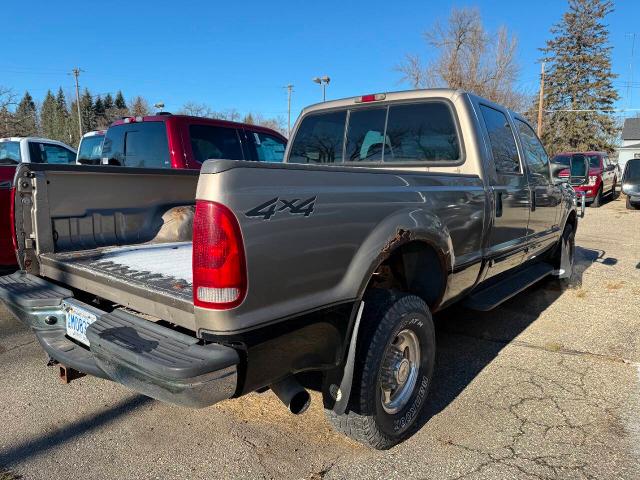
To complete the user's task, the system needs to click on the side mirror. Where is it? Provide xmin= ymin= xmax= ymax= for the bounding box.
xmin=569 ymin=154 xmax=589 ymax=186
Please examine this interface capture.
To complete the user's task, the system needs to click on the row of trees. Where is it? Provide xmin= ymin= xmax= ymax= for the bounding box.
xmin=397 ymin=0 xmax=619 ymax=154
xmin=0 ymin=87 xmax=287 ymax=148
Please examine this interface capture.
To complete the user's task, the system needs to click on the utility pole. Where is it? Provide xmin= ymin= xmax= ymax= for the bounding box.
xmin=537 ymin=62 xmax=545 ymax=137
xmin=285 ymin=84 xmax=294 ymax=137
xmin=71 ymin=67 xmax=84 ymax=138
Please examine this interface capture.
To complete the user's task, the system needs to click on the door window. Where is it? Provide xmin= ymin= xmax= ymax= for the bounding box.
xmin=250 ymin=132 xmax=286 ymax=163
xmin=28 ymin=142 xmax=76 ymax=164
xmin=479 ymin=105 xmax=521 ymax=174
xmin=515 ymin=119 xmax=550 ymax=182
xmin=189 ymin=124 xmax=243 ymax=163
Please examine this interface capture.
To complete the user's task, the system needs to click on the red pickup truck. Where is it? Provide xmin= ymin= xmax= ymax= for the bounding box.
xmin=552 ymin=151 xmax=619 ymax=207
xmin=101 ymin=114 xmax=287 ymax=168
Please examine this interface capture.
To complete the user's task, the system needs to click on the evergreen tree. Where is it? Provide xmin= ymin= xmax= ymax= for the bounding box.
xmin=130 ymin=96 xmax=150 ymax=116
xmin=80 ymin=88 xmax=95 ymax=133
xmin=114 ymin=91 xmax=127 ymax=110
xmin=243 ymin=113 xmax=255 ymax=124
xmin=54 ymin=88 xmax=70 ymax=143
xmin=94 ymin=96 xmax=106 ymax=127
xmin=40 ymin=90 xmax=57 ymax=139
xmin=15 ymin=91 xmax=38 ymax=136
xmin=103 ymin=93 xmax=114 ymax=111
xmin=540 ymin=0 xmax=619 ymax=154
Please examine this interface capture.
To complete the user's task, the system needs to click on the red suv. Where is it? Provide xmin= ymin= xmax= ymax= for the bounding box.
xmin=101 ymin=114 xmax=287 ymax=169
xmin=552 ymin=151 xmax=619 ymax=207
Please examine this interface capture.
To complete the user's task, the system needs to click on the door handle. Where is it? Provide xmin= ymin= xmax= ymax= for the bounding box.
xmin=495 ymin=191 xmax=503 ymax=218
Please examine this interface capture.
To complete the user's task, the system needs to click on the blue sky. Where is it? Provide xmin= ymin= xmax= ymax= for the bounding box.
xmin=5 ymin=0 xmax=640 ymax=122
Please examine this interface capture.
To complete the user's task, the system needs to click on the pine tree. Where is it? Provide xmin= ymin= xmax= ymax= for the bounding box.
xmin=15 ymin=91 xmax=38 ymax=136
xmin=540 ymin=0 xmax=619 ymax=154
xmin=243 ymin=113 xmax=255 ymax=124
xmin=40 ymin=90 xmax=57 ymax=139
xmin=80 ymin=88 xmax=95 ymax=133
xmin=114 ymin=91 xmax=127 ymax=110
xmin=130 ymin=96 xmax=150 ymax=116
xmin=54 ymin=88 xmax=70 ymax=143
xmin=103 ymin=93 xmax=114 ymax=111
xmin=94 ymin=96 xmax=106 ymax=128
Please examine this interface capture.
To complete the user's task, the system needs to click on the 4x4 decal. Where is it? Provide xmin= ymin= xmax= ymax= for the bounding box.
xmin=245 ymin=196 xmax=316 ymax=220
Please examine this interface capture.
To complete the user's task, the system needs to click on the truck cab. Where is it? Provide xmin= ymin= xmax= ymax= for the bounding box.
xmin=101 ymin=114 xmax=287 ymax=169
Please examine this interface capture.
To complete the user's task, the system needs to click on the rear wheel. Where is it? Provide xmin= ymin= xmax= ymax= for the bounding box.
xmin=612 ymin=179 xmax=619 ymax=199
xmin=627 ymin=196 xmax=640 ymax=210
xmin=324 ymin=290 xmax=435 ymax=450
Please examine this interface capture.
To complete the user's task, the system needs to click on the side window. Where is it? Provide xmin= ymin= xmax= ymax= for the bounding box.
xmin=251 ymin=132 xmax=286 ymax=163
xmin=288 ymin=110 xmax=346 ymax=164
xmin=189 ymin=125 xmax=243 ymax=163
xmin=479 ymin=105 xmax=521 ymax=174
xmin=41 ymin=144 xmax=76 ymax=164
xmin=385 ymin=102 xmax=461 ymax=163
xmin=345 ymin=107 xmax=388 ymax=162
xmin=515 ymin=119 xmax=550 ymax=182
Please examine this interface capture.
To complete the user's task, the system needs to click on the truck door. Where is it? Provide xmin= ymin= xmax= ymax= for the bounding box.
xmin=514 ymin=118 xmax=561 ymax=259
xmin=477 ymin=103 xmax=531 ymax=278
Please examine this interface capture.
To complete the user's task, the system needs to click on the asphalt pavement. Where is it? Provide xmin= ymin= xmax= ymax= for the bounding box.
xmin=1 ymin=194 xmax=639 ymax=479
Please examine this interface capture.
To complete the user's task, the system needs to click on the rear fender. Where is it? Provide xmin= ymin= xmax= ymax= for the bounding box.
xmin=339 ymin=208 xmax=452 ymax=302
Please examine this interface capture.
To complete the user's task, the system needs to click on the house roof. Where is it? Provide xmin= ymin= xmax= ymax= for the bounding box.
xmin=619 ymin=142 xmax=640 ymax=149
xmin=622 ymin=118 xmax=640 ymax=140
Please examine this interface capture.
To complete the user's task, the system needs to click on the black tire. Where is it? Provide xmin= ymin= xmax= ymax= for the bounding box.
xmin=611 ymin=179 xmax=619 ymax=199
xmin=591 ymin=187 xmax=602 ymax=208
xmin=627 ymin=196 xmax=640 ymax=210
xmin=324 ymin=290 xmax=435 ymax=450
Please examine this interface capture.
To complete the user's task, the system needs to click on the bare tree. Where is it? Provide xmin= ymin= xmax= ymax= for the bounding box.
xmin=397 ymin=7 xmax=527 ymax=111
xmin=0 ymin=86 xmax=18 ymax=137
xmin=178 ymin=101 xmax=217 ymax=118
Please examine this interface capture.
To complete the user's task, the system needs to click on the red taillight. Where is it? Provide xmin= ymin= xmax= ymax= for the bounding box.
xmin=9 ymin=187 xmax=17 ymax=253
xmin=193 ymin=200 xmax=247 ymax=309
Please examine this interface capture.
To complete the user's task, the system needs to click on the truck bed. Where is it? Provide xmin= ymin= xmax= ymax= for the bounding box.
xmin=38 ymin=241 xmax=195 ymax=327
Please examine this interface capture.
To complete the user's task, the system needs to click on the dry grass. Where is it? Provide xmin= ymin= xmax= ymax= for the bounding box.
xmin=0 ymin=466 xmax=20 ymax=480
xmin=574 ymin=288 xmax=588 ymax=298
xmin=605 ymin=281 xmax=625 ymax=291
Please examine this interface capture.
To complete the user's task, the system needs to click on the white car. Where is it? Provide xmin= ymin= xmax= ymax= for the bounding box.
xmin=0 ymin=137 xmax=77 ymax=165
xmin=76 ymin=130 xmax=105 ymax=165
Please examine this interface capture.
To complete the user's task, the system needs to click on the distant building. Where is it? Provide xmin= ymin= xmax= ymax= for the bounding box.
xmin=618 ymin=118 xmax=640 ymax=172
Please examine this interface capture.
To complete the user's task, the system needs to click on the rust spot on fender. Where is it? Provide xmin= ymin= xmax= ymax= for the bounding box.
xmin=382 ymin=228 xmax=412 ymax=255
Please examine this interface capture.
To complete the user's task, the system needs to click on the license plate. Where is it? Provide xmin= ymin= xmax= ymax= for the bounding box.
xmin=64 ymin=302 xmax=98 ymax=346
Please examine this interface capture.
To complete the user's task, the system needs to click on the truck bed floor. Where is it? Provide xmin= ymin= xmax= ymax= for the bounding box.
xmin=38 ymin=242 xmax=194 ymax=321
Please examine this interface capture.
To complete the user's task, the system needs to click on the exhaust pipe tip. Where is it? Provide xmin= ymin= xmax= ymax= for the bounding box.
xmin=270 ymin=376 xmax=311 ymax=415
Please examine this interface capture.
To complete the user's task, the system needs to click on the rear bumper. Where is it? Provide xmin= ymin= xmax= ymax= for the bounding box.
xmin=0 ymin=271 xmax=239 ymax=408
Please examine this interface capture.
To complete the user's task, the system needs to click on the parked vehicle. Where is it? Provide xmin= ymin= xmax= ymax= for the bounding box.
xmin=76 ymin=130 xmax=105 ymax=165
xmin=0 ymin=137 xmax=76 ymax=268
xmin=101 ymin=114 xmax=287 ymax=168
xmin=552 ymin=151 xmax=618 ymax=207
xmin=0 ymin=89 xmax=587 ymax=449
xmin=621 ymin=158 xmax=640 ymax=209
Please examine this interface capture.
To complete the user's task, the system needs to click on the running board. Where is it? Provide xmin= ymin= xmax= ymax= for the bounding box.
xmin=463 ymin=263 xmax=554 ymax=311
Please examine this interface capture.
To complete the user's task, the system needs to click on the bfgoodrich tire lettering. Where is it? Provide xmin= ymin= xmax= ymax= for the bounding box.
xmin=324 ymin=290 xmax=435 ymax=449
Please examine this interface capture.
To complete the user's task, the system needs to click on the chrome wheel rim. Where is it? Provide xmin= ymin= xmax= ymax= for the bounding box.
xmin=380 ymin=328 xmax=421 ymax=414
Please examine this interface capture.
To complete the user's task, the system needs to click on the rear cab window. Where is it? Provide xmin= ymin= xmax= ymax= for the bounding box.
xmin=0 ymin=141 xmax=21 ymax=164
xmin=188 ymin=124 xmax=243 ymax=164
xmin=102 ymin=121 xmax=170 ymax=168
xmin=77 ymin=135 xmax=104 ymax=165
xmin=288 ymin=101 xmax=461 ymax=165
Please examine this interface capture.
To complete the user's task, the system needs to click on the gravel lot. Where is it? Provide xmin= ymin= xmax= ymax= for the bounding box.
xmin=1 ymin=195 xmax=639 ymax=479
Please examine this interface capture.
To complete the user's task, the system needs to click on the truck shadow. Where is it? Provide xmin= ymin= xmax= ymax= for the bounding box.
xmin=413 ymin=245 xmax=614 ymax=436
